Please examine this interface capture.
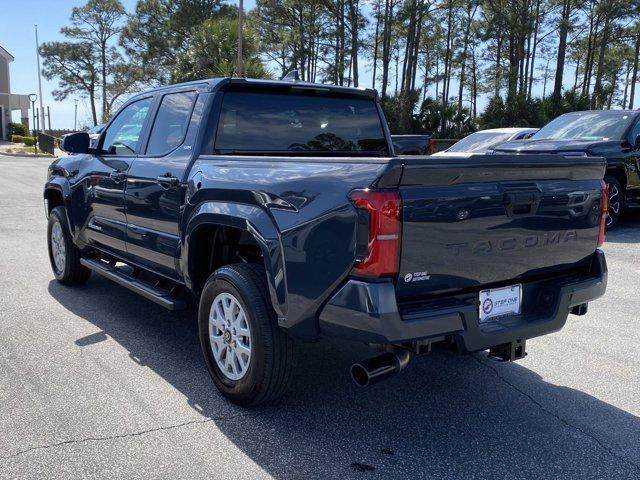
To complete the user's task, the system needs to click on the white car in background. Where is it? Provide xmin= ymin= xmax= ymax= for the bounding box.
xmin=432 ymin=127 xmax=538 ymax=157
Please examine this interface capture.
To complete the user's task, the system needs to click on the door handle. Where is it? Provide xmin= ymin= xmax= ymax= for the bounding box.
xmin=156 ymin=174 xmax=180 ymax=188
xmin=109 ymin=171 xmax=126 ymax=182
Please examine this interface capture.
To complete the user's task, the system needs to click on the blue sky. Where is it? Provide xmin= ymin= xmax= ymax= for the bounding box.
xmin=1 ymin=0 xmax=579 ymax=130
xmin=1 ymin=0 xmax=135 ymax=129
xmin=0 ymin=0 xmax=253 ymax=129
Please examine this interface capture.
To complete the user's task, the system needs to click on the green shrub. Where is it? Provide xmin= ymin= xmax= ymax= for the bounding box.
xmin=415 ymin=97 xmax=477 ymax=138
xmin=478 ymin=90 xmax=594 ymax=130
xmin=11 ymin=135 xmax=24 ymax=143
xmin=8 ymin=122 xmax=27 ymax=137
xmin=22 ymin=136 xmax=37 ymax=147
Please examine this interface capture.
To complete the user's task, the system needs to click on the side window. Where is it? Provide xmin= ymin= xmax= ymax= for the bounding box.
xmin=145 ymin=91 xmax=197 ymax=156
xmin=101 ymin=97 xmax=152 ymax=155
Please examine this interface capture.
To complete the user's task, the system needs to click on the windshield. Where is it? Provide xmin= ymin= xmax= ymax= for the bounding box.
xmin=532 ymin=112 xmax=635 ymax=141
xmin=448 ymin=131 xmax=514 ymax=153
xmin=215 ymin=91 xmax=388 ymax=155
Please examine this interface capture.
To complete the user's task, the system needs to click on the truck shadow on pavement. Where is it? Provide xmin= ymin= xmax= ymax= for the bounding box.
xmin=47 ymin=279 xmax=640 ymax=479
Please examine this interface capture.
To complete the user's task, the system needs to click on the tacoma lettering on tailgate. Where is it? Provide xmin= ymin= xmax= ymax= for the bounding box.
xmin=445 ymin=230 xmax=578 ymax=256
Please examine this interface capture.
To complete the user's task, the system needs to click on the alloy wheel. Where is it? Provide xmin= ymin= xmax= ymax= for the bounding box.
xmin=209 ymin=292 xmax=252 ymax=381
xmin=607 ymin=183 xmax=620 ymax=228
xmin=50 ymin=220 xmax=66 ymax=273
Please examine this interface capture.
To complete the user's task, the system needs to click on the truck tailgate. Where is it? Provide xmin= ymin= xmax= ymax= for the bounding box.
xmin=396 ymin=154 xmax=606 ymax=300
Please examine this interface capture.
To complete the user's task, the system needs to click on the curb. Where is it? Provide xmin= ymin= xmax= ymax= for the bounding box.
xmin=0 ymin=151 xmax=55 ymax=159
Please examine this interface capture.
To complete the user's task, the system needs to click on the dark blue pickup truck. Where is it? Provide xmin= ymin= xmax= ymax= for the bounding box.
xmin=493 ymin=110 xmax=640 ymax=228
xmin=45 ymin=77 xmax=608 ymax=405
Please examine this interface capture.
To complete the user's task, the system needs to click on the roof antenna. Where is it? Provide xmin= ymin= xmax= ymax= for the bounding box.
xmin=282 ymin=70 xmax=301 ymax=82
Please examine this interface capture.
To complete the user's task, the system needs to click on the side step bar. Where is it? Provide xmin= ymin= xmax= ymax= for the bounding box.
xmin=80 ymin=258 xmax=187 ymax=311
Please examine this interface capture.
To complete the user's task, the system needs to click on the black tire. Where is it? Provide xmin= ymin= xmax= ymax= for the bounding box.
xmin=47 ymin=206 xmax=91 ymax=285
xmin=604 ymin=176 xmax=624 ymax=229
xmin=198 ymin=263 xmax=294 ymax=406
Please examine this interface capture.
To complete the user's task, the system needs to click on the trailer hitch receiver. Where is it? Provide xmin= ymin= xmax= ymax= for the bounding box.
xmin=488 ymin=339 xmax=527 ymax=361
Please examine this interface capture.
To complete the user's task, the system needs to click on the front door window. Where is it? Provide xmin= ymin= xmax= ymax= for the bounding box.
xmin=101 ymin=98 xmax=153 ymax=155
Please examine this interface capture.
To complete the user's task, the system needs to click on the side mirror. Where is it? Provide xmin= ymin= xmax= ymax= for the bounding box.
xmin=61 ymin=132 xmax=90 ymax=154
xmin=634 ymin=134 xmax=640 ymax=150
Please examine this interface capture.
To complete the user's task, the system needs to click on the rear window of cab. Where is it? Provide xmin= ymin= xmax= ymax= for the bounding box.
xmin=214 ymin=91 xmax=388 ymax=155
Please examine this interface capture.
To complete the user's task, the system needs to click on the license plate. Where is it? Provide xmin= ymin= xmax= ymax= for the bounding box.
xmin=479 ymin=284 xmax=521 ymax=322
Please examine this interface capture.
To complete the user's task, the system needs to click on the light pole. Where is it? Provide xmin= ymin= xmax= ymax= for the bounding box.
xmin=237 ymin=0 xmax=243 ymax=77
xmin=74 ymin=99 xmax=78 ymax=131
xmin=34 ymin=25 xmax=45 ymax=133
xmin=28 ymin=93 xmax=37 ymax=136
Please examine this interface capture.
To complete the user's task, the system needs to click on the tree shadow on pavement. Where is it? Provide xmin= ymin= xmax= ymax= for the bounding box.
xmin=48 ymin=278 xmax=640 ymax=479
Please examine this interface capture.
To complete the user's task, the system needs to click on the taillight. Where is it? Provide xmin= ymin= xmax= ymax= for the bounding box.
xmin=349 ymin=189 xmax=401 ymax=277
xmin=598 ymin=180 xmax=608 ymax=247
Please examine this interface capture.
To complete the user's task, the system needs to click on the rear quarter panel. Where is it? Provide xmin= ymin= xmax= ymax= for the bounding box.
xmin=184 ymin=156 xmax=393 ymax=339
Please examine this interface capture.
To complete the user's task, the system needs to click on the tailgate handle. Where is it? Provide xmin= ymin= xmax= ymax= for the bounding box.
xmin=504 ymin=192 xmax=535 ymax=204
xmin=503 ymin=191 xmax=539 ymax=216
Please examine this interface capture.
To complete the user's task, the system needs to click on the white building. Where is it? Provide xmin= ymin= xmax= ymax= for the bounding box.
xmin=0 ymin=45 xmax=30 ymax=140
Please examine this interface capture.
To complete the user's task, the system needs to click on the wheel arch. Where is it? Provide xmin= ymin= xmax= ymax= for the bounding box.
xmin=182 ymin=201 xmax=287 ymax=320
xmin=44 ymin=187 xmax=64 ymax=215
xmin=43 ymin=178 xmax=71 ymax=216
xmin=604 ymin=167 xmax=627 ymax=191
xmin=44 ymin=179 xmax=77 ymax=239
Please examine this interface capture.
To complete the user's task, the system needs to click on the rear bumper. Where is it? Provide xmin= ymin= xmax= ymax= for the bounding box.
xmin=318 ymin=250 xmax=607 ymax=351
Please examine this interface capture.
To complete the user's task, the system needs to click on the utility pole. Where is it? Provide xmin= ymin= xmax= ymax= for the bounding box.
xmin=34 ymin=25 xmax=45 ymax=133
xmin=74 ymin=99 xmax=78 ymax=131
xmin=237 ymin=0 xmax=244 ymax=77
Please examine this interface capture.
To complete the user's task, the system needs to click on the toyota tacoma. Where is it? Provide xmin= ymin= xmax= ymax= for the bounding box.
xmin=45 ymin=77 xmax=608 ymax=405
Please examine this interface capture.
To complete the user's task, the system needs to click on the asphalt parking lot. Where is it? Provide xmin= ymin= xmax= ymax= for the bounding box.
xmin=0 ymin=154 xmax=638 ymax=479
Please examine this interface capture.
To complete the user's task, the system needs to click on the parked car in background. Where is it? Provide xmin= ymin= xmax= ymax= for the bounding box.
xmin=391 ymin=134 xmax=434 ymax=155
xmin=44 ymin=77 xmax=607 ymax=405
xmin=86 ymin=123 xmax=105 ymax=149
xmin=433 ymin=128 xmax=538 ymax=157
xmin=492 ymin=110 xmax=640 ymax=228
